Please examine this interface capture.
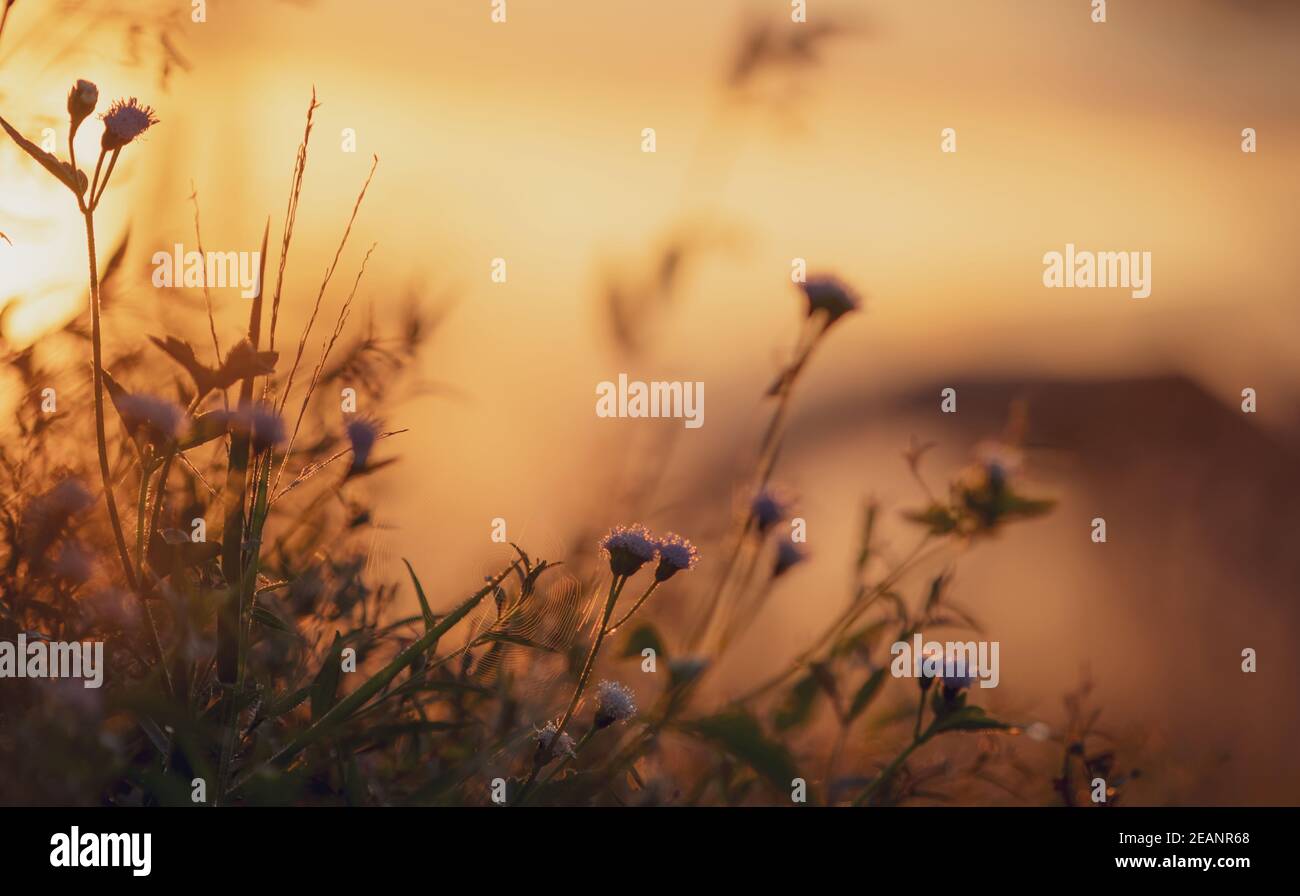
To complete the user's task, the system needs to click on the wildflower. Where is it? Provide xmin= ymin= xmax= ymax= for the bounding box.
xmin=533 ymin=721 xmax=577 ymax=763
xmin=117 ymin=393 xmax=185 ymax=445
xmin=100 ymin=97 xmax=158 ymax=151
xmin=772 ymin=540 xmax=808 ymax=577
xmin=974 ymin=440 xmax=1024 ymax=486
xmin=229 ymin=404 xmax=286 ymax=452
xmin=66 ymin=80 xmax=98 ymax=131
xmin=594 ymin=680 xmax=637 ymax=729
xmin=956 ymin=439 xmax=1053 ymax=533
xmin=750 ymin=489 xmax=789 ymax=534
xmin=941 ymin=665 xmax=977 ymax=703
xmin=346 ymin=418 xmax=380 ymax=473
xmin=799 ymin=275 xmax=861 ymax=327
xmin=653 ymin=532 xmax=698 ymax=582
xmin=598 ymin=524 xmax=658 ymax=577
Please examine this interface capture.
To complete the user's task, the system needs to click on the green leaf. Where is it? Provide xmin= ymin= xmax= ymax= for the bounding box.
xmin=847 ymin=667 xmax=888 ymax=721
xmin=931 ymin=705 xmax=1009 ymax=734
xmin=685 ymin=710 xmax=801 ymax=795
xmin=179 ymin=410 xmax=231 ymax=450
xmin=252 ymin=604 xmax=296 ymax=637
xmin=1003 ymin=493 xmax=1056 ymax=520
xmin=902 ymin=504 xmax=959 ymax=535
xmin=620 ymin=622 xmax=666 ymax=660
xmin=403 ymin=558 xmax=436 ymax=631
xmin=773 ymin=673 xmax=819 ymax=731
xmin=0 ymin=114 xmax=87 ymax=196
xmin=310 ymin=632 xmax=345 ymax=723
xmin=262 ymin=686 xmax=311 ymax=720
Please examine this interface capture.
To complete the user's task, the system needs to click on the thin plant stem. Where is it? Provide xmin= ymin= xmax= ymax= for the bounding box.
xmin=554 ymin=575 xmax=626 ymax=742
xmin=606 ymin=580 xmax=657 ymax=634
xmin=856 ymin=691 xmax=936 ymax=807
xmin=82 ymin=209 xmax=136 ymax=590
xmin=529 ymin=726 xmax=596 ymax=797
xmin=83 ymin=203 xmax=172 ymax=695
xmin=90 ymin=147 xmax=120 ymax=209
xmin=133 ymin=449 xmax=151 ymax=571
xmin=690 ymin=316 xmax=825 ymax=650
xmin=515 ymin=574 xmax=628 ymax=803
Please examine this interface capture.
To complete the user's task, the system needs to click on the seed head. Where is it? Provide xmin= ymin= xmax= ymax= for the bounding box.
xmin=594 ymin=680 xmax=637 ymax=728
xmin=100 ymin=97 xmax=158 ymax=151
xmin=533 ymin=722 xmax=577 ymax=763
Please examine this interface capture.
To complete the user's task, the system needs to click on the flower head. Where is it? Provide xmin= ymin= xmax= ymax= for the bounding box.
xmin=117 ymin=393 xmax=186 ymax=445
xmin=100 ymin=97 xmax=158 ymax=151
xmin=346 ymin=418 xmax=380 ymax=473
xmin=228 ymin=404 xmax=286 ymax=452
xmin=750 ymin=489 xmax=789 ymax=534
xmin=799 ymin=275 xmax=861 ymax=327
xmin=598 ymin=524 xmax=659 ymax=577
xmin=67 ymin=80 xmax=98 ymax=130
xmin=942 ymin=665 xmax=977 ymax=693
xmin=533 ymin=721 xmax=577 ymax=763
xmin=772 ymin=540 xmax=808 ymax=578
xmin=653 ymin=532 xmax=699 ymax=582
xmin=594 ymin=680 xmax=637 ymax=729
xmin=972 ymin=440 xmax=1024 ymax=495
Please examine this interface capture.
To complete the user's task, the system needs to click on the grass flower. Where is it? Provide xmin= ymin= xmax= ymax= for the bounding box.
xmin=653 ymin=532 xmax=699 ymax=581
xmin=594 ymin=680 xmax=637 ymax=729
xmin=598 ymin=523 xmax=659 ymax=577
xmin=100 ymin=97 xmax=158 ymax=151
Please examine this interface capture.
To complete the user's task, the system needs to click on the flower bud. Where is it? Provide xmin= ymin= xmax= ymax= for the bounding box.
xmin=67 ymin=79 xmax=98 ymax=132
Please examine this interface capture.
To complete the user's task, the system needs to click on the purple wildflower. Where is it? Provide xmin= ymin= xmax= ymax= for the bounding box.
xmin=101 ymin=97 xmax=158 ymax=151
xmin=599 ymin=524 xmax=659 ymax=577
xmin=799 ymin=275 xmax=861 ymax=327
xmin=653 ymin=532 xmax=699 ymax=582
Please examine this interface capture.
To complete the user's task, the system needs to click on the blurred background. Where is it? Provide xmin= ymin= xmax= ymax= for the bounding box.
xmin=1 ymin=0 xmax=1296 ymax=803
